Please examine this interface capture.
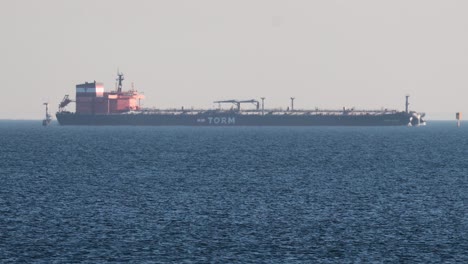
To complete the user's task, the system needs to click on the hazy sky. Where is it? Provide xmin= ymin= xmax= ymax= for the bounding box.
xmin=1 ymin=0 xmax=467 ymax=119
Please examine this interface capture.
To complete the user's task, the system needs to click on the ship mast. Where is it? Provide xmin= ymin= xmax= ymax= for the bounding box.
xmin=405 ymin=95 xmax=410 ymax=114
xmin=261 ymin=97 xmax=265 ymax=115
xmin=116 ymin=70 xmax=124 ymax=93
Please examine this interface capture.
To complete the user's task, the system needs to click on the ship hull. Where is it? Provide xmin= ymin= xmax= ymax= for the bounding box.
xmin=56 ymin=112 xmax=419 ymax=126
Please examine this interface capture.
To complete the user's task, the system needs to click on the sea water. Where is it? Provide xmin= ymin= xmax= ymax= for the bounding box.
xmin=0 ymin=121 xmax=467 ymax=263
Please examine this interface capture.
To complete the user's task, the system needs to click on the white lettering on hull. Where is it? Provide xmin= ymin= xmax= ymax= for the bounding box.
xmin=207 ymin=117 xmax=236 ymax=125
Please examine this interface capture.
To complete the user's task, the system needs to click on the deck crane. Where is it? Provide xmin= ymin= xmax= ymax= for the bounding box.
xmin=58 ymin=95 xmax=74 ymax=112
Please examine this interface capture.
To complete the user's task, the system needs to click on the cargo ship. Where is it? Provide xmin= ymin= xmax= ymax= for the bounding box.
xmin=56 ymin=72 xmax=426 ymax=126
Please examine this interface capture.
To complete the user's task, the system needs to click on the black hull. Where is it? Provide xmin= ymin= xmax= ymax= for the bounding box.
xmin=56 ymin=112 xmax=420 ymax=126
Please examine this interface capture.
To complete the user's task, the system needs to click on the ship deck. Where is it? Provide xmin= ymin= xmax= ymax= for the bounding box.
xmin=129 ymin=108 xmax=402 ymax=116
